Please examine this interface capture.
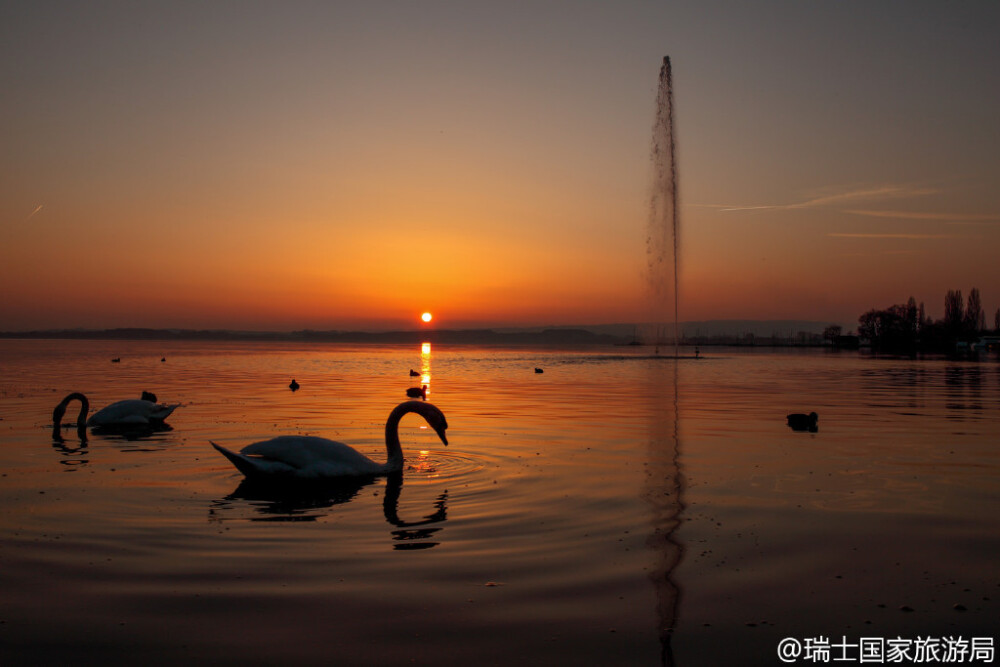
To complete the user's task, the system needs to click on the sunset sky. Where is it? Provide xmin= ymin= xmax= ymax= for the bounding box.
xmin=3 ymin=1 xmax=999 ymax=332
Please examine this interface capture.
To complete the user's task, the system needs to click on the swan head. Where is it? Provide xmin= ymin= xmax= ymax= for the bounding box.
xmin=406 ymin=400 xmax=448 ymax=445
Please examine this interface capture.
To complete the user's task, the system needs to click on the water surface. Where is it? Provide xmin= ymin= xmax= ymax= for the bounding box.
xmin=1 ymin=340 xmax=997 ymax=665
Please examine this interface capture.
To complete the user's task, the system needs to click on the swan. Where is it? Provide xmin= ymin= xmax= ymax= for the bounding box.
xmin=786 ymin=411 xmax=818 ymax=432
xmin=211 ymin=400 xmax=448 ymax=480
xmin=52 ymin=392 xmax=179 ymax=437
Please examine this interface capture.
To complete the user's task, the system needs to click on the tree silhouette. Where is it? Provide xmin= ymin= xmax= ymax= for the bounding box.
xmin=944 ymin=290 xmax=964 ymax=334
xmin=965 ymin=288 xmax=984 ymax=334
xmin=858 ymin=287 xmax=987 ymax=354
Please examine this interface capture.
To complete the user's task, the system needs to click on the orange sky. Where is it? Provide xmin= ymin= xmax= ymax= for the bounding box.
xmin=3 ymin=3 xmax=999 ymax=332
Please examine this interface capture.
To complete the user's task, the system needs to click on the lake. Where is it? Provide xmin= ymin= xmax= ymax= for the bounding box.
xmin=1 ymin=339 xmax=997 ymax=665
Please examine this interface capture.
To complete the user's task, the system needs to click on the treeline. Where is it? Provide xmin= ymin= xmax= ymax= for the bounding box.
xmin=857 ymin=288 xmax=998 ymax=354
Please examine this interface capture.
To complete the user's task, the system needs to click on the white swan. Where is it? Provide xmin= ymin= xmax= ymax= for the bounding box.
xmin=211 ymin=400 xmax=448 ymax=480
xmin=53 ymin=392 xmax=179 ymax=430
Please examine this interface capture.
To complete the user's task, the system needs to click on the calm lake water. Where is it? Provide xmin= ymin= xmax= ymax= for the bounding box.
xmin=1 ymin=339 xmax=997 ymax=666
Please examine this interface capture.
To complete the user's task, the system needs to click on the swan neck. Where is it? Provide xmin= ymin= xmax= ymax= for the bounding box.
xmin=54 ymin=392 xmax=89 ymax=439
xmin=384 ymin=404 xmax=411 ymax=471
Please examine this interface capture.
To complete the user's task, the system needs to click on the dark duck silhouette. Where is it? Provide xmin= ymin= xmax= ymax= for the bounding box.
xmin=289 ymin=379 xmax=300 ymax=392
xmin=409 ymin=369 xmax=420 ymax=377
xmin=534 ymin=367 xmax=544 ymax=374
xmin=406 ymin=385 xmax=428 ymax=400
xmin=786 ymin=411 xmax=818 ymax=432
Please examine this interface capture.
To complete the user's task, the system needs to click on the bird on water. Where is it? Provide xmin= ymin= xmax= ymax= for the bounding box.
xmin=786 ymin=411 xmax=818 ymax=432
xmin=52 ymin=392 xmax=179 ymax=439
xmin=211 ymin=400 xmax=449 ymax=480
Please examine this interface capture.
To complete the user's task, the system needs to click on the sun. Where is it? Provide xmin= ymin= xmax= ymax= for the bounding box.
xmin=421 ymin=312 xmax=433 ymax=323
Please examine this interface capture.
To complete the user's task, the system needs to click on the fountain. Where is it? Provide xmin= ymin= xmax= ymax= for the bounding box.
xmin=646 ymin=56 xmax=680 ymax=356
xmin=644 ymin=57 xmax=687 ymax=665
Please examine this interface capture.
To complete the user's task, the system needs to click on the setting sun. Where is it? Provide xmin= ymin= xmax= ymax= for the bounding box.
xmin=421 ymin=312 xmax=433 ymax=323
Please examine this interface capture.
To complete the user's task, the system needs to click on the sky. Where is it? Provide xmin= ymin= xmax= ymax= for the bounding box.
xmin=3 ymin=1 xmax=999 ymax=332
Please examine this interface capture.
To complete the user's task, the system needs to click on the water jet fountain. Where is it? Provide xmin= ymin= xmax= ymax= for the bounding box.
xmin=646 ymin=56 xmax=680 ymax=356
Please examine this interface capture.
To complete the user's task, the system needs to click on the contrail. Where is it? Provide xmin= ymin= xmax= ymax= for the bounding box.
xmin=24 ymin=204 xmax=43 ymax=222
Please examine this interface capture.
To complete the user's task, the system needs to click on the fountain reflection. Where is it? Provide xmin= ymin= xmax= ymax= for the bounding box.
xmin=644 ymin=359 xmax=686 ymax=666
xmin=210 ymin=472 xmax=450 ymax=549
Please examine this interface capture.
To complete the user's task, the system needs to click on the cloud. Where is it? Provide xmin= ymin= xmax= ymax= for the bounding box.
xmin=24 ymin=204 xmax=44 ymax=222
xmin=828 ymin=233 xmax=957 ymax=240
xmin=703 ymin=184 xmax=939 ymax=213
xmin=845 ymin=209 xmax=1000 ymax=223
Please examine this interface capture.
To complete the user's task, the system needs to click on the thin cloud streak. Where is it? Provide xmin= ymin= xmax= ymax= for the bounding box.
xmin=828 ymin=233 xmax=957 ymax=240
xmin=24 ymin=205 xmax=44 ymax=222
xmin=846 ymin=209 xmax=1000 ymax=222
xmin=705 ymin=184 xmax=939 ymax=213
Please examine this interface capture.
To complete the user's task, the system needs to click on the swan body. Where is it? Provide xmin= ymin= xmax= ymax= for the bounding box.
xmin=88 ymin=399 xmax=178 ymax=426
xmin=53 ymin=392 xmax=178 ymax=439
xmin=211 ymin=400 xmax=448 ymax=480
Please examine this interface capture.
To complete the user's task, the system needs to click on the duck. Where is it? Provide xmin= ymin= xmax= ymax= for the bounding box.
xmin=52 ymin=392 xmax=179 ymax=437
xmin=534 ymin=367 xmax=544 ymax=374
xmin=289 ymin=379 xmax=300 ymax=392
xmin=409 ymin=369 xmax=420 ymax=377
xmin=211 ymin=400 xmax=448 ymax=480
xmin=786 ymin=411 xmax=819 ymax=432
xmin=406 ymin=385 xmax=427 ymax=400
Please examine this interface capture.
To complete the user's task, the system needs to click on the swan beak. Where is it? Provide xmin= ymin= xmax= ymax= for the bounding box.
xmin=436 ymin=427 xmax=449 ymax=446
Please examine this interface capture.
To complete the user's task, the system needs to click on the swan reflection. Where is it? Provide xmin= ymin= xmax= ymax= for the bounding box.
xmin=50 ymin=421 xmax=174 ymax=466
xmin=90 ymin=422 xmax=175 ymax=443
xmin=210 ymin=471 xmax=449 ymax=549
xmin=51 ymin=438 xmax=89 ymax=469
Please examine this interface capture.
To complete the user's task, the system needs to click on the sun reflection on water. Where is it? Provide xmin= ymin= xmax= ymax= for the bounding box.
xmin=420 ymin=342 xmax=432 ymax=394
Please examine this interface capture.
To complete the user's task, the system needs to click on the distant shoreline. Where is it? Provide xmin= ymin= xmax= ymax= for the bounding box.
xmin=0 ymin=327 xmax=627 ymax=346
xmin=0 ymin=324 xmax=848 ymax=348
